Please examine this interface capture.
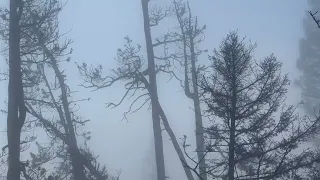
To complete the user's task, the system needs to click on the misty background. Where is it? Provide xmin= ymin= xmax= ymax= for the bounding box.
xmin=0 ymin=0 xmax=311 ymax=179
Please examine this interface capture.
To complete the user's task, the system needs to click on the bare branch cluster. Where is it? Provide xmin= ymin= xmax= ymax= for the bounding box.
xmin=78 ymin=36 xmax=150 ymax=121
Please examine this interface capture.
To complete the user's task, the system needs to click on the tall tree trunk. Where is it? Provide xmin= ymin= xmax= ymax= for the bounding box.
xmin=228 ymin=69 xmax=237 ymax=180
xmin=193 ymin=98 xmax=206 ymax=179
xmin=141 ymin=0 xmax=166 ymax=180
xmin=228 ymin=112 xmax=236 ymax=180
xmin=7 ymin=0 xmax=25 ymax=180
xmin=189 ymin=38 xmax=207 ymax=180
xmin=181 ymin=4 xmax=207 ymax=178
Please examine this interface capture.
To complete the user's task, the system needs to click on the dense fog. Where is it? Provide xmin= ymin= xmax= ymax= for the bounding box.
xmin=2 ymin=0 xmax=320 ymax=180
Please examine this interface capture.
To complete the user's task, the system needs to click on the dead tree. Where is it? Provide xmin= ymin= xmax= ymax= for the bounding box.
xmin=201 ymin=31 xmax=320 ymax=180
xmin=78 ymin=1 xmax=195 ymax=180
xmin=141 ymin=1 xmax=166 ymax=179
xmin=78 ymin=37 xmax=195 ymax=180
xmin=172 ymin=1 xmax=208 ymax=179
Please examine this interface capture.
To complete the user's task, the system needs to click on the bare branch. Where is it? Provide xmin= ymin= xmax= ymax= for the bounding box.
xmin=308 ymin=10 xmax=320 ymax=28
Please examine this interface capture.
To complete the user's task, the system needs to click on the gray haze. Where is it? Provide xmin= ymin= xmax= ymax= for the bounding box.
xmin=0 ymin=0 xmax=309 ymax=179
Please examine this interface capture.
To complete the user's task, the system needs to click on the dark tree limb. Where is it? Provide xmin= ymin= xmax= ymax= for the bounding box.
xmin=308 ymin=10 xmax=320 ymax=28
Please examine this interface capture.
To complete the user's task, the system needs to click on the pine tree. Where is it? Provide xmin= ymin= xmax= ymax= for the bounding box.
xmin=202 ymin=31 xmax=320 ymax=180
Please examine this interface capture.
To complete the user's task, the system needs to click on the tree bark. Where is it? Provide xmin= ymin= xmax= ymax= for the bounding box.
xmin=141 ymin=0 xmax=166 ymax=180
xmin=7 ymin=0 xmax=25 ymax=180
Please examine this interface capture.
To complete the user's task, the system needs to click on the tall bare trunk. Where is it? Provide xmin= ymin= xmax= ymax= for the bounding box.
xmin=175 ymin=2 xmax=207 ymax=178
xmin=181 ymin=9 xmax=207 ymax=180
xmin=141 ymin=1 xmax=166 ymax=179
xmin=7 ymin=0 xmax=25 ymax=180
xmin=189 ymin=36 xmax=207 ymax=180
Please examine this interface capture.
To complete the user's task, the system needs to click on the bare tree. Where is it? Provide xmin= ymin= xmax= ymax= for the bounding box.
xmin=78 ymin=37 xmax=194 ymax=180
xmin=77 ymin=1 xmax=195 ymax=179
xmin=141 ymin=1 xmax=166 ymax=179
xmin=172 ymin=1 xmax=208 ymax=179
xmin=200 ymin=31 xmax=320 ymax=180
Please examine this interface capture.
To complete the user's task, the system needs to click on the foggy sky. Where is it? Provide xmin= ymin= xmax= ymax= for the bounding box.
xmin=0 ymin=0 xmax=309 ymax=179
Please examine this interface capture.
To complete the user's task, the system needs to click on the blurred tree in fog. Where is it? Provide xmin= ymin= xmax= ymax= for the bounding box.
xmin=297 ymin=0 xmax=320 ymax=115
